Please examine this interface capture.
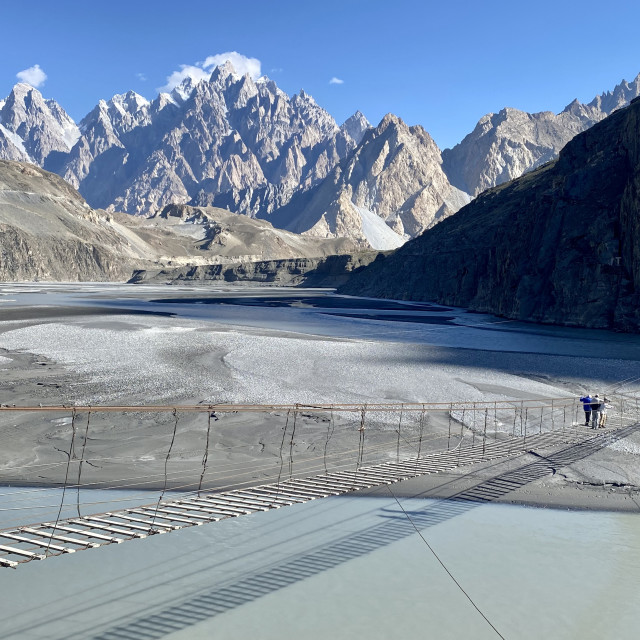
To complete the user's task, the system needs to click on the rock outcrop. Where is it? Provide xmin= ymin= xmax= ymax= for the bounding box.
xmin=340 ymin=97 xmax=640 ymax=331
xmin=268 ymin=114 xmax=470 ymax=249
xmin=146 ymin=203 xmax=358 ymax=260
xmin=129 ymin=251 xmax=384 ymax=287
xmin=0 ymin=161 xmax=137 ymax=281
xmin=442 ymin=74 xmax=640 ymax=196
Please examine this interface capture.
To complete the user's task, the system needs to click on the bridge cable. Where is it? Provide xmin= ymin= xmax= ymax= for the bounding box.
xmin=274 ymin=409 xmax=291 ymax=504
xmin=415 ymin=406 xmax=426 ymax=474
xmin=149 ymin=408 xmax=179 ymax=534
xmin=396 ymin=404 xmax=404 ymax=464
xmin=356 ymin=406 xmax=366 ymax=472
xmin=44 ymin=407 xmax=77 ymax=555
xmin=288 ymin=405 xmax=298 ymax=480
xmin=386 ymin=483 xmax=507 ymax=640
xmin=324 ymin=406 xmax=335 ymax=475
xmin=76 ymin=409 xmax=91 ymax=518
xmin=198 ymin=410 xmax=215 ymax=496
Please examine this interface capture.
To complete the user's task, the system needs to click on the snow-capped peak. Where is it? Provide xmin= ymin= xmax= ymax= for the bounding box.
xmin=210 ymin=59 xmax=239 ymax=81
xmin=109 ymin=91 xmax=150 ymax=114
xmin=171 ymin=76 xmax=198 ymax=103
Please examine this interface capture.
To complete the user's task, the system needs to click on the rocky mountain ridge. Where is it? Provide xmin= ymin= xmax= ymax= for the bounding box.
xmin=268 ymin=113 xmax=470 ymax=248
xmin=340 ymin=97 xmax=640 ymax=331
xmin=0 ymin=160 xmax=356 ymax=282
xmin=1 ymin=68 xmax=639 ymax=251
xmin=0 ymin=83 xmax=79 ymax=165
xmin=44 ymin=61 xmax=369 ymax=220
xmin=443 ymin=74 xmax=640 ymax=196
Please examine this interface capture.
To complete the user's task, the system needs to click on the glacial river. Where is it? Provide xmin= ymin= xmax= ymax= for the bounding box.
xmin=1 ymin=283 xmax=640 ymax=638
xmin=1 ymin=491 xmax=639 ymax=640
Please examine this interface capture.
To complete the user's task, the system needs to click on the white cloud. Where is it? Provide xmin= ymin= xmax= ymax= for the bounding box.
xmin=201 ymin=52 xmax=261 ymax=79
xmin=158 ymin=52 xmax=262 ymax=93
xmin=329 ymin=77 xmax=344 ymax=85
xmin=158 ymin=64 xmax=211 ymax=93
xmin=136 ymin=72 xmax=147 ymax=82
xmin=16 ymin=64 xmax=47 ymax=88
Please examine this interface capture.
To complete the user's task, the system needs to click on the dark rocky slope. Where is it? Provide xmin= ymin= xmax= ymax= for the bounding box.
xmin=129 ymin=251 xmax=384 ymax=287
xmin=340 ymin=98 xmax=640 ymax=331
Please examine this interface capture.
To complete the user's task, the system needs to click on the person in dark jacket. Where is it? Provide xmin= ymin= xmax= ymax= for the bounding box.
xmin=579 ymin=395 xmax=593 ymax=426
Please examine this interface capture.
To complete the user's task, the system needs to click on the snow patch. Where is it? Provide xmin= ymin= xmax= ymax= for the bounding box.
xmin=61 ymin=121 xmax=81 ymax=149
xmin=352 ymin=203 xmax=406 ymax=250
xmin=0 ymin=123 xmax=32 ymax=160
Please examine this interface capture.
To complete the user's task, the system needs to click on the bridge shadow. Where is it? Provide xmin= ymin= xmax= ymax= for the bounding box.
xmin=42 ymin=425 xmax=640 ymax=639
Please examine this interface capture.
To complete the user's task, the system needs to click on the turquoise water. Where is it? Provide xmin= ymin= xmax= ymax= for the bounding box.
xmin=1 ymin=495 xmax=639 ymax=640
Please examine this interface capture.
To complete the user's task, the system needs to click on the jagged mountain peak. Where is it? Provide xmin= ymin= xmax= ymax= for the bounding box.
xmin=268 ymin=108 xmax=468 ymax=247
xmin=8 ymin=82 xmax=38 ymax=98
xmin=211 ymin=59 xmax=238 ymax=80
xmin=586 ymin=73 xmax=640 ymax=114
xmin=341 ymin=111 xmax=370 ymax=145
xmin=170 ymin=76 xmax=199 ymax=103
xmin=151 ymin=92 xmax=179 ymax=113
xmin=375 ymin=112 xmax=404 ymax=132
xmin=109 ymin=91 xmax=150 ymax=113
xmin=442 ymin=72 xmax=640 ymax=196
xmin=293 ymin=89 xmax=316 ymax=105
xmin=0 ymin=84 xmax=80 ymax=164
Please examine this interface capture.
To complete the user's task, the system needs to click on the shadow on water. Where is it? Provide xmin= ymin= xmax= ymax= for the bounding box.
xmin=148 ymin=295 xmax=451 ymax=312
xmin=320 ymin=312 xmax=456 ymax=324
xmin=35 ymin=424 xmax=635 ymax=640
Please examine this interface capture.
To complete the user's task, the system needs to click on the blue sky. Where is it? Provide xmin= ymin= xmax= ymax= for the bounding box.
xmin=2 ymin=0 xmax=639 ymax=149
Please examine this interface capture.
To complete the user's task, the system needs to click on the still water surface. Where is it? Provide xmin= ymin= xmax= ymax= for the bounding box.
xmin=1 ymin=492 xmax=639 ymax=640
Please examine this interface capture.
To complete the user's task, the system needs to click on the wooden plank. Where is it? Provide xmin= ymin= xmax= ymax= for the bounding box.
xmin=242 ymin=488 xmax=306 ymax=503
xmin=78 ymin=518 xmax=148 ymax=538
xmin=101 ymin=514 xmax=167 ymax=533
xmin=52 ymin=524 xmax=122 ymax=544
xmin=280 ymin=483 xmax=336 ymax=497
xmin=0 ymin=557 xmax=18 ymax=568
xmin=0 ymin=544 xmax=45 ymax=560
xmin=344 ymin=469 xmax=403 ymax=482
xmin=199 ymin=495 xmax=270 ymax=511
xmin=133 ymin=508 xmax=206 ymax=525
xmin=229 ymin=491 xmax=296 ymax=506
xmin=117 ymin=513 xmax=180 ymax=531
xmin=21 ymin=527 xmax=100 ymax=548
xmin=189 ymin=499 xmax=256 ymax=516
xmin=297 ymin=477 xmax=371 ymax=491
xmin=1 ymin=532 xmax=73 ymax=554
xmin=262 ymin=487 xmax=322 ymax=499
xmin=290 ymin=478 xmax=356 ymax=491
xmin=327 ymin=472 xmax=392 ymax=485
xmin=186 ymin=499 xmax=252 ymax=515
xmin=171 ymin=501 xmax=229 ymax=518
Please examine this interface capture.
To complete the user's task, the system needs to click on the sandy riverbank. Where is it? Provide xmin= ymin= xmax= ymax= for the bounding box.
xmin=1 ymin=283 xmax=640 ymax=511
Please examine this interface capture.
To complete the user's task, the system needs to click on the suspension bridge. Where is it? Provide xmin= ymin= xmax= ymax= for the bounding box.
xmin=0 ymin=395 xmax=638 ymax=569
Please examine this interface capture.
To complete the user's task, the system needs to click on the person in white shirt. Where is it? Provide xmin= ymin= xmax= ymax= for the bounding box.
xmin=599 ymin=397 xmax=611 ymax=428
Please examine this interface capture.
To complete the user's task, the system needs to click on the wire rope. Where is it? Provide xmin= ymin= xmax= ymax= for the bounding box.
xmin=386 ymin=484 xmax=506 ymax=640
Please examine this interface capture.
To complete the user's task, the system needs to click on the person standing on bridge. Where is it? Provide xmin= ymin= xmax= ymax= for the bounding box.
xmin=590 ymin=395 xmax=602 ymax=429
xmin=579 ymin=394 xmax=593 ymax=426
xmin=599 ymin=397 xmax=611 ymax=428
